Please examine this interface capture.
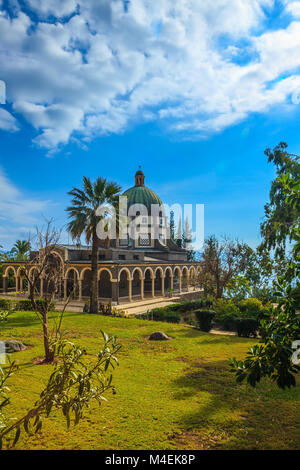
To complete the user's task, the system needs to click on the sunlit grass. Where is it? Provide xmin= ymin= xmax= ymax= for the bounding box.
xmin=1 ymin=310 xmax=300 ymax=450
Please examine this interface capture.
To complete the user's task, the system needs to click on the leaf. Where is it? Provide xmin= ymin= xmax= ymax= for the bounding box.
xmin=12 ymin=426 xmax=21 ymax=447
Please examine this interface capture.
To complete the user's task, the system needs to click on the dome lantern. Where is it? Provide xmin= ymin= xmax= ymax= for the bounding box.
xmin=135 ymin=167 xmax=145 ymax=187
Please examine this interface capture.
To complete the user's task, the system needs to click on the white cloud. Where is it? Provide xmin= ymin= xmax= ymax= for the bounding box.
xmin=0 ymin=108 xmax=18 ymax=131
xmin=0 ymin=0 xmax=300 ymax=149
xmin=0 ymin=167 xmax=50 ymax=248
xmin=285 ymin=1 xmax=300 ymax=17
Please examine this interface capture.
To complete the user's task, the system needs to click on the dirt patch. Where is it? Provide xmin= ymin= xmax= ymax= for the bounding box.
xmin=32 ymin=356 xmax=60 ymax=365
xmin=168 ymin=430 xmax=221 ymax=450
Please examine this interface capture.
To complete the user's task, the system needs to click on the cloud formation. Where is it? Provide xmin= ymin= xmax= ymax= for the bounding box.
xmin=0 ymin=167 xmax=49 ymax=247
xmin=0 ymin=0 xmax=300 ymax=149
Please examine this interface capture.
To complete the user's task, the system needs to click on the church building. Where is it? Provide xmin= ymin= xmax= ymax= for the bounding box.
xmin=2 ymin=170 xmax=200 ymax=304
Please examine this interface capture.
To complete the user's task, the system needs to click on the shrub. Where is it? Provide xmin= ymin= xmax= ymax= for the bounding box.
xmin=0 ymin=299 xmax=12 ymax=309
xmin=236 ymin=318 xmax=258 ymax=338
xmin=194 ymin=309 xmax=216 ymax=332
xmin=237 ymin=297 xmax=267 ymax=319
xmin=219 ymin=315 xmax=238 ymax=331
xmin=151 ymin=308 xmax=181 ymax=323
xmin=0 ymin=298 xmax=55 ymax=311
xmin=212 ymin=298 xmax=240 ymax=329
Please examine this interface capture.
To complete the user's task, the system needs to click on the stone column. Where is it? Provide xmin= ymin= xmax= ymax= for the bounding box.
xmin=161 ymin=276 xmax=165 ymax=297
xmin=111 ymin=279 xmax=119 ymax=305
xmin=151 ymin=276 xmax=155 ymax=298
xmin=78 ymin=279 xmax=82 ymax=301
xmin=179 ymin=275 xmax=182 ymax=293
xmin=63 ymin=278 xmax=67 ymax=300
xmin=140 ymin=277 xmax=145 ymax=300
xmin=128 ymin=278 xmax=132 ymax=302
xmin=16 ymin=277 xmax=19 ymax=292
xmin=3 ymin=276 xmax=8 ymax=293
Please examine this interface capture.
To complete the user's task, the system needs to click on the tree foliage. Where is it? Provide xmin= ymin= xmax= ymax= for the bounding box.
xmin=231 ymin=144 xmax=300 ymax=389
xmin=66 ymin=176 xmax=121 ymax=313
xmin=260 ymin=142 xmax=300 ymax=258
xmin=0 ymin=332 xmax=120 ymax=449
xmin=199 ymin=236 xmax=251 ymax=298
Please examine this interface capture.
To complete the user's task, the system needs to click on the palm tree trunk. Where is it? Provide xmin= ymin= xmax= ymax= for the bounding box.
xmin=90 ymin=227 xmax=99 ymax=313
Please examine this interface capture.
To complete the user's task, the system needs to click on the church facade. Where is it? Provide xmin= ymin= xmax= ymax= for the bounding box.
xmin=2 ymin=170 xmax=200 ymax=304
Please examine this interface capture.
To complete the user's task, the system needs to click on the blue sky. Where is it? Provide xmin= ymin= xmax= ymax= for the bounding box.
xmin=1 ymin=0 xmax=300 ymax=249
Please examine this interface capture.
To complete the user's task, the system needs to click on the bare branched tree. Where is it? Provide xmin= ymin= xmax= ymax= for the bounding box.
xmin=20 ymin=219 xmax=74 ymax=363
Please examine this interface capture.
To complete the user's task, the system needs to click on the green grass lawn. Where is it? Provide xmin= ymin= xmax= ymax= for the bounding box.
xmin=1 ymin=310 xmax=300 ymax=450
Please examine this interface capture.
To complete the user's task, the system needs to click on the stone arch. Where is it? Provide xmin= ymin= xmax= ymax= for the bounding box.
xmin=118 ymin=269 xmax=129 ymax=299
xmin=132 ymin=269 xmax=142 ymax=297
xmin=98 ymin=269 xmax=112 ymax=299
xmin=164 ymin=266 xmax=173 ymax=292
xmin=182 ymin=266 xmax=189 ymax=291
xmin=132 ymin=267 xmax=143 ymax=279
xmin=3 ymin=266 xmax=17 ymax=291
xmin=144 ymin=267 xmax=154 ymax=279
xmin=66 ymin=268 xmax=79 ymax=298
xmin=65 ymin=267 xmax=80 ymax=280
xmin=118 ymin=267 xmax=131 ymax=281
xmin=80 ymin=267 xmax=92 ymax=281
xmin=4 ymin=266 xmax=16 ymax=278
xmin=189 ymin=266 xmax=196 ymax=277
xmin=154 ymin=267 xmax=163 ymax=295
xmin=164 ymin=266 xmax=173 ymax=277
xmin=98 ymin=267 xmax=113 ymax=281
xmin=144 ymin=267 xmax=154 ymax=296
xmin=81 ymin=268 xmax=92 ymax=298
xmin=173 ymin=266 xmax=181 ymax=292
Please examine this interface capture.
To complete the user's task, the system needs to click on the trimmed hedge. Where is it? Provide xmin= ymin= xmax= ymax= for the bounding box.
xmin=151 ymin=308 xmax=181 ymax=323
xmin=194 ymin=309 xmax=216 ymax=332
xmin=0 ymin=298 xmax=55 ymax=311
xmin=236 ymin=318 xmax=258 ymax=338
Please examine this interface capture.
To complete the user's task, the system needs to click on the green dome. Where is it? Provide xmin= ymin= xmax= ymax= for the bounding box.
xmin=123 ymin=185 xmax=163 ymax=213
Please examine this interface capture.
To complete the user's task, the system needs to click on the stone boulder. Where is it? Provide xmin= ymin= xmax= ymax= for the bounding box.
xmin=4 ymin=340 xmax=26 ymax=353
xmin=148 ymin=331 xmax=170 ymax=341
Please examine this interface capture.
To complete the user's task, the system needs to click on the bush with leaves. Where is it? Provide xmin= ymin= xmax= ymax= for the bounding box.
xmin=235 ymin=318 xmax=258 ymax=338
xmin=0 ymin=331 xmax=120 ymax=449
xmin=231 ymin=145 xmax=300 ymax=389
xmin=237 ymin=297 xmax=269 ymax=320
xmin=194 ymin=310 xmax=216 ymax=332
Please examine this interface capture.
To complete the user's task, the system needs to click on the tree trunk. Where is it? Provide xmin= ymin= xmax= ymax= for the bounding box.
xmin=42 ymin=313 xmax=54 ymax=362
xmin=90 ymin=228 xmax=99 ymax=313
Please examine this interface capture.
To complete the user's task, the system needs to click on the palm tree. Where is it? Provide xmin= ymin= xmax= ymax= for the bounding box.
xmin=11 ymin=240 xmax=31 ymax=260
xmin=66 ymin=176 xmax=121 ymax=313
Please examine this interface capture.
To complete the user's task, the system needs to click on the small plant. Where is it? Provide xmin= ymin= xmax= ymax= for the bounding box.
xmin=194 ymin=309 xmax=216 ymax=332
xmin=0 ymin=331 xmax=120 ymax=449
xmin=235 ymin=318 xmax=258 ymax=338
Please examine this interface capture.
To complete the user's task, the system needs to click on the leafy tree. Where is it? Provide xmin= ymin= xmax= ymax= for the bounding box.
xmin=224 ymin=275 xmax=251 ymax=301
xmin=260 ymin=142 xmax=300 ymax=259
xmin=199 ymin=236 xmax=250 ymax=298
xmin=231 ymin=151 xmax=300 ymax=389
xmin=10 ymin=240 xmax=31 ymax=261
xmin=66 ymin=177 xmax=121 ymax=314
xmin=0 ymin=332 xmax=120 ymax=449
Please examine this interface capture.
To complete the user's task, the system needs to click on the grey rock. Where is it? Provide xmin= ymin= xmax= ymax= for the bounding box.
xmin=148 ymin=331 xmax=170 ymax=341
xmin=4 ymin=340 xmax=26 ymax=353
